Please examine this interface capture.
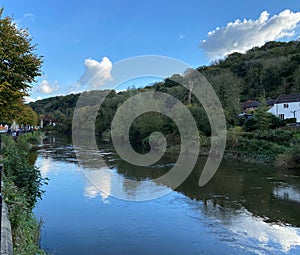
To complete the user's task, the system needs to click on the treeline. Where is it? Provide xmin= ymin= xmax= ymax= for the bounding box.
xmin=30 ymin=67 xmax=243 ymax=147
xmin=30 ymin=40 xmax=300 ymax=147
xmin=201 ymin=40 xmax=300 ymax=100
xmin=30 ymin=93 xmax=80 ymax=133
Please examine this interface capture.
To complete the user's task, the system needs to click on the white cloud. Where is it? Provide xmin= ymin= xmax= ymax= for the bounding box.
xmin=24 ymin=96 xmax=43 ymax=103
xmin=24 ymin=96 xmax=36 ymax=103
xmin=79 ymin=57 xmax=112 ymax=88
xmin=24 ymin=13 xmax=36 ymax=21
xmin=201 ymin=9 xmax=300 ymax=60
xmin=38 ymin=79 xmax=60 ymax=94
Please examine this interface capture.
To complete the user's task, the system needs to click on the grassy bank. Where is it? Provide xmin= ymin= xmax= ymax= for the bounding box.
xmin=225 ymin=129 xmax=300 ymax=167
xmin=1 ymin=132 xmax=47 ymax=255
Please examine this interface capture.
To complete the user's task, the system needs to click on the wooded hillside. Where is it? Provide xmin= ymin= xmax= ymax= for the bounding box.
xmin=29 ymin=40 xmax=300 ymax=136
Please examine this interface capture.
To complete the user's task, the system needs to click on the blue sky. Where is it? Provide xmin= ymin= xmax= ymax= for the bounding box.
xmin=2 ymin=0 xmax=300 ymax=101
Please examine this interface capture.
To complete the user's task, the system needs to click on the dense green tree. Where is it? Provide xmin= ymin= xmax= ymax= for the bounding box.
xmin=293 ymin=67 xmax=300 ymax=93
xmin=15 ymin=105 xmax=38 ymax=126
xmin=30 ymin=40 xmax=300 ymax=137
xmin=0 ymin=8 xmax=42 ymax=120
xmin=243 ymin=106 xmax=283 ymax=131
xmin=208 ymin=40 xmax=300 ymax=100
xmin=201 ymin=68 xmax=242 ymax=114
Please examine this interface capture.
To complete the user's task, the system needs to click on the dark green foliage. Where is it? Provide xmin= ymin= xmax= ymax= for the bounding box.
xmin=188 ymin=106 xmax=211 ymax=136
xmin=275 ymin=137 xmax=300 ymax=168
xmin=3 ymin=179 xmax=46 ymax=255
xmin=1 ymin=134 xmax=47 ymax=254
xmin=1 ymin=135 xmax=46 ymax=208
xmin=128 ymin=112 xmax=165 ymax=148
xmin=226 ymin=129 xmax=294 ymax=163
xmin=199 ymin=68 xmax=243 ymax=114
xmin=29 ymin=93 xmax=80 ymax=116
xmin=226 ymin=128 xmax=300 ymax=167
xmin=206 ymin=40 xmax=300 ymax=100
xmin=29 ymin=93 xmax=80 ymax=134
xmin=290 ymin=140 xmax=300 ymax=164
xmin=243 ymin=106 xmax=284 ymax=131
xmin=241 ymin=130 xmax=294 ymax=146
xmin=236 ymin=137 xmax=287 ymax=162
xmin=284 ymin=118 xmax=297 ymax=124
xmin=28 ymin=40 xmax=300 ymax=168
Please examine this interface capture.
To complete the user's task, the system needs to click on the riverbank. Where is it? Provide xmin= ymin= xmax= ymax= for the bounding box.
xmin=131 ymin=128 xmax=300 ymax=168
xmin=224 ymin=129 xmax=300 ymax=167
xmin=0 ymin=132 xmax=47 ymax=255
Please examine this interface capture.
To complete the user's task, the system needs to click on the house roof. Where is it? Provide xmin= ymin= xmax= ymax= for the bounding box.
xmin=275 ymin=94 xmax=300 ymax=104
xmin=242 ymin=100 xmax=261 ymax=109
xmin=266 ymin=99 xmax=275 ymax=106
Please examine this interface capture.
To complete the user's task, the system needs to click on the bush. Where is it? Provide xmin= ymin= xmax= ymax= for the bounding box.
xmin=1 ymin=135 xmax=47 ymax=255
xmin=241 ymin=130 xmax=294 ymax=146
xmin=237 ymin=137 xmax=287 ymax=161
xmin=1 ymin=136 xmax=45 ymax=208
xmin=226 ymin=128 xmax=241 ymax=148
xmin=226 ymin=131 xmax=289 ymax=163
xmin=243 ymin=106 xmax=284 ymax=131
xmin=287 ymin=138 xmax=300 ymax=164
xmin=285 ymin=118 xmax=297 ymax=124
xmin=275 ymin=139 xmax=300 ymax=168
xmin=3 ymin=180 xmax=46 ymax=255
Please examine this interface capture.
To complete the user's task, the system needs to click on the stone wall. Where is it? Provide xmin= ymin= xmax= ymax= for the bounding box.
xmin=1 ymin=201 xmax=13 ymax=255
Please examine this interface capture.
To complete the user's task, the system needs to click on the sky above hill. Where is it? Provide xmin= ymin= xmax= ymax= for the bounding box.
xmin=2 ymin=0 xmax=300 ymax=101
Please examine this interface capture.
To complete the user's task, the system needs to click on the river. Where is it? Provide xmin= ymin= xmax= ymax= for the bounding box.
xmin=33 ymin=134 xmax=300 ymax=255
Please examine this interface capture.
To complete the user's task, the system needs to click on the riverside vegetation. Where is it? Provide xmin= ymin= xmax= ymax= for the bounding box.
xmin=30 ymin=40 xmax=300 ymax=167
xmin=1 ymin=132 xmax=47 ymax=255
xmin=1 ymin=5 xmax=300 ymax=254
xmin=0 ymin=9 xmax=45 ymax=255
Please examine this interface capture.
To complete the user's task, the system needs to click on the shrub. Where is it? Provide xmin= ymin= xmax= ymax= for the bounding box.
xmin=243 ymin=106 xmax=284 ymax=131
xmin=226 ymin=134 xmax=288 ymax=163
xmin=1 ymin=135 xmax=47 ymax=255
xmin=275 ymin=138 xmax=300 ymax=168
xmin=285 ymin=118 xmax=297 ymax=124
xmin=1 ymin=136 xmax=45 ymax=208
xmin=3 ymin=180 xmax=46 ymax=255
xmin=241 ymin=130 xmax=294 ymax=146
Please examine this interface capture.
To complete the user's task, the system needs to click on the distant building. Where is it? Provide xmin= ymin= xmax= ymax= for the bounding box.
xmin=242 ymin=100 xmax=261 ymax=112
xmin=268 ymin=94 xmax=300 ymax=122
xmin=40 ymin=118 xmax=57 ymax=128
xmin=266 ymin=99 xmax=275 ymax=107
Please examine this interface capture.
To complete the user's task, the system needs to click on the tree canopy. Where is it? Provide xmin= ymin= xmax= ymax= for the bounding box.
xmin=30 ymin=40 xmax=300 ymax=137
xmin=0 ymin=8 xmax=42 ymax=121
xmin=203 ymin=40 xmax=300 ymax=100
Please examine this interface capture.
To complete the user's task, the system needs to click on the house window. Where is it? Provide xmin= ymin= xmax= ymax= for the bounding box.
xmin=284 ymin=103 xmax=289 ymax=108
xmin=279 ymin=114 xmax=285 ymax=120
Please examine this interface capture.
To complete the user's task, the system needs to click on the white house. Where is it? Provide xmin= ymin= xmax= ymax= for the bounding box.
xmin=268 ymin=94 xmax=300 ymax=122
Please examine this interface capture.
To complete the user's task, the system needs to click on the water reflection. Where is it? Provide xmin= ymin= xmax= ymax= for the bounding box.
xmin=228 ymin=209 xmax=300 ymax=253
xmin=197 ymin=199 xmax=300 ymax=253
xmin=274 ymin=184 xmax=300 ymax=203
xmin=34 ymin=135 xmax=300 ymax=254
xmin=84 ymin=185 xmax=110 ymax=200
xmin=39 ymin=157 xmax=52 ymax=177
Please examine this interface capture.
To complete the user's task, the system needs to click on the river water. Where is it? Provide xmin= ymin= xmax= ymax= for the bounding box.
xmin=33 ymin=134 xmax=300 ymax=255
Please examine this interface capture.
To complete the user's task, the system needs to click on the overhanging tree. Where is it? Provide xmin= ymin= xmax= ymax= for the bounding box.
xmin=0 ymin=8 xmax=42 ymax=120
xmin=15 ymin=104 xmax=38 ymax=126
